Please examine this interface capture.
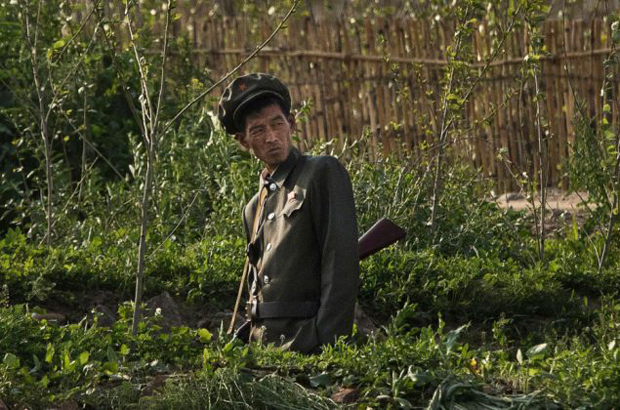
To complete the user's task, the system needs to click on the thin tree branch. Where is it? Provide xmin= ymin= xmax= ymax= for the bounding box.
xmin=53 ymin=1 xmax=99 ymax=63
xmin=152 ymin=0 xmax=172 ymax=142
xmin=125 ymin=1 xmax=154 ymax=144
xmin=95 ymin=6 xmax=146 ymax=137
xmin=161 ymin=0 xmax=299 ymax=135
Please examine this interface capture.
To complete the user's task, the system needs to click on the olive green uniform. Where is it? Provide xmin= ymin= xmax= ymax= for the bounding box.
xmin=243 ymin=147 xmax=359 ymax=353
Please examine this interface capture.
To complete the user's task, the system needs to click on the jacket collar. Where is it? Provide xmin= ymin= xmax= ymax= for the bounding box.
xmin=260 ymin=147 xmax=301 ymax=191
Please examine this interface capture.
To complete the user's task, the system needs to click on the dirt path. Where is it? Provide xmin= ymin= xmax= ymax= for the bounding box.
xmin=495 ymin=188 xmax=587 ymax=213
xmin=495 ymin=189 xmax=589 ymax=236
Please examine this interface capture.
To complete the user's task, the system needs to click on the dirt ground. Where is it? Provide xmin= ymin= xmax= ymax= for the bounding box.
xmin=495 ymin=188 xmax=587 ymax=213
xmin=495 ymin=188 xmax=589 ymax=235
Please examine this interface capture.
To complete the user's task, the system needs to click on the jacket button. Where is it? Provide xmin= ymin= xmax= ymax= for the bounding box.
xmin=263 ymin=275 xmax=270 ymax=284
xmin=267 ymin=212 xmax=275 ymax=220
xmin=265 ymin=243 xmax=272 ymax=252
xmin=269 ymin=183 xmax=277 ymax=191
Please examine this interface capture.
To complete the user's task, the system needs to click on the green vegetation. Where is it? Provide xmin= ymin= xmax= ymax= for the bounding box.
xmin=3 ymin=135 xmax=620 ymax=407
xmin=2 ymin=0 xmax=620 ymax=408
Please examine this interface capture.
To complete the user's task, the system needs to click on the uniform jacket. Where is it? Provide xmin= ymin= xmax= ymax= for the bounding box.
xmin=242 ymin=147 xmax=359 ymax=353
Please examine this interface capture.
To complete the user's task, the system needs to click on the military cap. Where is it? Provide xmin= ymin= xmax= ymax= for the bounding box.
xmin=218 ymin=73 xmax=291 ymax=135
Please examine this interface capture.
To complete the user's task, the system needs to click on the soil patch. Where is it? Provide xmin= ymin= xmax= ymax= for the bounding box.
xmin=495 ymin=189 xmax=589 ymax=236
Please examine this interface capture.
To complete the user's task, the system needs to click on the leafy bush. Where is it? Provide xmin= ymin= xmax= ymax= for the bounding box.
xmin=359 ymin=248 xmax=583 ymax=323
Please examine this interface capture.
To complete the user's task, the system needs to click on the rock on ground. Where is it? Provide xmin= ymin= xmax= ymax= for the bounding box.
xmin=331 ymin=387 xmax=359 ymax=404
xmin=355 ymin=304 xmax=378 ymax=336
xmin=92 ymin=304 xmax=117 ymax=327
xmin=145 ymin=291 xmax=183 ymax=330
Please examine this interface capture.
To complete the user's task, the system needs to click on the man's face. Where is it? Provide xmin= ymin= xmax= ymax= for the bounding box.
xmin=240 ymin=103 xmax=295 ymax=172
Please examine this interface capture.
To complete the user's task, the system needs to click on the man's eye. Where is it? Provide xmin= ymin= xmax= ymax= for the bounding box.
xmin=251 ymin=129 xmax=265 ymax=138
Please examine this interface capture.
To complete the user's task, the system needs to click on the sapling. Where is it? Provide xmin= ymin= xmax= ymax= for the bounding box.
xmin=428 ymin=0 xmax=525 ymax=237
xmin=565 ymin=16 xmax=620 ymax=273
xmin=97 ymin=0 xmax=299 ymax=333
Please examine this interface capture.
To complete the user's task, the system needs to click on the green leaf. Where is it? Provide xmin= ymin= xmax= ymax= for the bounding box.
xmin=408 ymin=370 xmax=433 ymax=386
xmin=32 ymin=354 xmax=41 ymax=373
xmin=222 ymin=342 xmax=234 ymax=353
xmin=52 ymin=39 xmax=66 ymax=49
xmin=309 ymin=372 xmax=330 ymax=388
xmin=63 ymin=349 xmax=71 ymax=370
xmin=3 ymin=353 xmax=20 ymax=369
xmin=198 ymin=328 xmax=213 ymax=343
xmin=79 ymin=351 xmax=90 ymax=365
xmin=107 ymin=345 xmax=118 ymax=363
xmin=102 ymin=361 xmax=118 ymax=375
xmin=120 ymin=344 xmax=130 ymax=356
xmin=526 ymin=343 xmax=547 ymax=359
xmin=445 ymin=324 xmax=469 ymax=351
xmin=45 ymin=343 xmax=55 ymax=364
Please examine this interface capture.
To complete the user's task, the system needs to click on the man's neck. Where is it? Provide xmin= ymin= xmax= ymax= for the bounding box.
xmin=264 ymin=147 xmax=294 ymax=176
xmin=265 ymin=164 xmax=278 ymax=176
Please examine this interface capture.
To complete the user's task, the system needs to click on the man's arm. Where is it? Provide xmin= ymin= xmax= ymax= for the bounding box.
xmin=310 ymin=157 xmax=360 ymax=346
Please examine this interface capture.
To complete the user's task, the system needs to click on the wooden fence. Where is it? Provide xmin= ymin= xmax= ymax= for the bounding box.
xmin=175 ymin=14 xmax=618 ymax=191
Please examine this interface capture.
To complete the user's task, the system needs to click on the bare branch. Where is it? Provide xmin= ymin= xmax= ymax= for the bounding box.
xmin=95 ymin=7 xmax=146 ymax=137
xmin=162 ymin=0 xmax=300 ymax=135
xmin=152 ymin=0 xmax=173 ymax=142
xmin=53 ymin=1 xmax=99 ymax=63
xmin=47 ymin=22 xmax=102 ymax=124
xmin=125 ymin=1 xmax=154 ymax=143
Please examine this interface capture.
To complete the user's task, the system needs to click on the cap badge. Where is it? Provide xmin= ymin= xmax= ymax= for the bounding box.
xmin=238 ymin=82 xmax=247 ymax=91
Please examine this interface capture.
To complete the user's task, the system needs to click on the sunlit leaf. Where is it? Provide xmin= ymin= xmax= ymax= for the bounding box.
xmin=526 ymin=343 xmax=547 ymax=359
xmin=198 ymin=328 xmax=212 ymax=343
xmin=79 ymin=351 xmax=89 ymax=365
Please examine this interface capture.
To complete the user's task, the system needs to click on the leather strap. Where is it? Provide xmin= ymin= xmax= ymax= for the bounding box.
xmin=249 ymin=300 xmax=319 ymax=320
xmin=228 ymin=185 xmax=267 ymax=334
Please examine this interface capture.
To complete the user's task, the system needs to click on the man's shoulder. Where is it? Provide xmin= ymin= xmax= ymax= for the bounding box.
xmin=244 ymin=191 xmax=260 ymax=213
xmin=303 ymin=154 xmax=346 ymax=174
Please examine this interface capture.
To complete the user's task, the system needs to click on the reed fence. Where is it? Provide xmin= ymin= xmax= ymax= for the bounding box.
xmin=166 ymin=12 xmax=618 ymax=190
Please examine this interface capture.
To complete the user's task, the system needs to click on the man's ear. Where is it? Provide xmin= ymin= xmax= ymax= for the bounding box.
xmin=287 ymin=114 xmax=296 ymax=132
xmin=234 ymin=132 xmax=250 ymax=149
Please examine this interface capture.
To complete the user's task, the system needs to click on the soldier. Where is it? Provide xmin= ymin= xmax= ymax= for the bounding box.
xmin=218 ymin=73 xmax=360 ymax=354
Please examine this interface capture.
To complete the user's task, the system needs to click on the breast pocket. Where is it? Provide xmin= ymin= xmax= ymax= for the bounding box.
xmin=281 ymin=191 xmax=305 ymax=218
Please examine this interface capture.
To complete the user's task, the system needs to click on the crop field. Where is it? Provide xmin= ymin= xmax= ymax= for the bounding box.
xmin=1 ymin=1 xmax=620 ymax=409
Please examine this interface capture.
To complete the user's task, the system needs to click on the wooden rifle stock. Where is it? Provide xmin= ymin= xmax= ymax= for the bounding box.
xmin=358 ymin=218 xmax=406 ymax=260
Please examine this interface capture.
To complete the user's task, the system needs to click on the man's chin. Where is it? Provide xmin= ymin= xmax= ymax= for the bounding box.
xmin=265 ymin=151 xmax=286 ymax=164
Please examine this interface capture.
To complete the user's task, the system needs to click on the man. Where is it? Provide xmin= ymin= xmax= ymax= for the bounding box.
xmin=218 ymin=73 xmax=359 ymax=354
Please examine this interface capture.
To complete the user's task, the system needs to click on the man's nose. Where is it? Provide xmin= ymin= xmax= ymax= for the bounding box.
xmin=265 ymin=127 xmax=277 ymax=143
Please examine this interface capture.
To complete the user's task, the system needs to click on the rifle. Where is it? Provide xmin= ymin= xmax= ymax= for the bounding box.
xmin=358 ymin=218 xmax=406 ymax=260
xmin=228 ymin=217 xmax=405 ymax=334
